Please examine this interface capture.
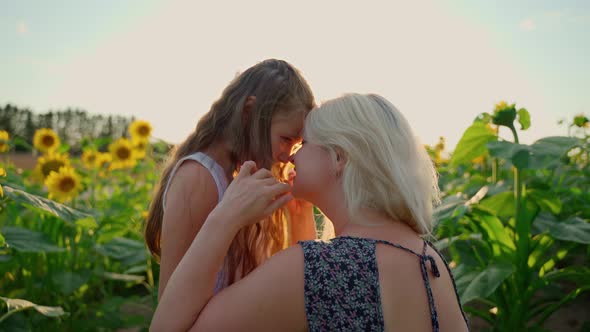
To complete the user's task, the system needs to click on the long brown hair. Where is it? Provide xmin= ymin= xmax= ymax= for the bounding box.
xmin=144 ymin=59 xmax=315 ymax=284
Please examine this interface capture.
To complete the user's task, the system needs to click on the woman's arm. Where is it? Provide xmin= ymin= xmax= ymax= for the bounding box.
xmin=157 ymin=162 xmax=218 ymax=299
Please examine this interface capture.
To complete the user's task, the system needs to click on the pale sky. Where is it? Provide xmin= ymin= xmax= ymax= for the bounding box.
xmin=1 ymin=0 xmax=588 ymax=149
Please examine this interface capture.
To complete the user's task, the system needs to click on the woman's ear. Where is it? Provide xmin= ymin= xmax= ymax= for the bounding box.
xmin=334 ymin=148 xmax=347 ymax=178
xmin=242 ymin=96 xmax=257 ymax=125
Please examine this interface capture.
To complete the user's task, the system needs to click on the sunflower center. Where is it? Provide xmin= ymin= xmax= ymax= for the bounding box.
xmin=58 ymin=177 xmax=76 ymax=192
xmin=87 ymin=154 xmax=96 ymax=162
xmin=116 ymin=147 xmax=131 ymax=160
xmin=42 ymin=160 xmax=65 ymax=177
xmin=137 ymin=126 xmax=150 ymax=136
xmin=42 ymin=135 xmax=56 ymax=147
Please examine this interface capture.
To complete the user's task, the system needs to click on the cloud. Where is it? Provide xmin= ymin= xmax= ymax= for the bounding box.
xmin=519 ymin=18 xmax=536 ymax=31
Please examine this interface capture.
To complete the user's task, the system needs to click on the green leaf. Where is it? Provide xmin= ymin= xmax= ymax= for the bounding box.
xmin=517 ymin=108 xmax=531 ymax=130
xmin=487 ymin=141 xmax=517 ymax=160
xmin=450 ymin=122 xmax=497 ymax=166
xmin=543 ymin=266 xmax=590 ymax=286
xmin=461 ymin=263 xmax=514 ymax=304
xmin=533 ymin=213 xmax=590 ymax=244
xmin=101 ymin=272 xmax=145 ymax=283
xmin=56 ymin=143 xmax=70 ymax=154
xmin=2 ymin=185 xmax=92 ymax=224
xmin=1 ymin=226 xmax=64 ymax=253
xmin=487 ymin=137 xmax=578 ymax=170
xmin=474 ymin=112 xmax=493 ymax=125
xmin=479 ymin=191 xmax=515 ymax=219
xmin=528 ymin=234 xmax=555 ymax=269
xmin=95 ymin=237 xmax=147 ymax=266
xmin=527 ymin=190 xmax=562 ymax=214
xmin=487 ymin=141 xmax=531 ymax=169
xmin=433 ymin=233 xmax=482 ymax=251
xmin=433 ymin=194 xmax=467 ymax=222
xmin=453 ymin=264 xmax=481 ymax=297
xmin=11 ymin=137 xmax=34 ymax=151
xmin=0 ymin=231 xmax=5 ymax=248
xmin=529 ymin=137 xmax=579 ymax=169
xmin=51 ymin=271 xmax=90 ymax=295
xmin=123 ymin=265 xmax=148 ymax=274
xmin=472 ymin=207 xmax=516 ymax=254
xmin=0 ymin=297 xmax=68 ymax=318
xmin=75 ymin=217 xmax=98 ymax=229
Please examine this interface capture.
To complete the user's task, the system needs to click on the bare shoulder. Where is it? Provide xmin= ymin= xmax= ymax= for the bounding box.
xmin=164 ymin=160 xmax=218 ymax=213
xmin=193 ymin=245 xmax=307 ymax=331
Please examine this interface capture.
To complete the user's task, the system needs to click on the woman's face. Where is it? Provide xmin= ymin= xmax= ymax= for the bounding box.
xmin=290 ymin=132 xmax=336 ymax=202
xmin=269 ymin=111 xmax=305 ymax=164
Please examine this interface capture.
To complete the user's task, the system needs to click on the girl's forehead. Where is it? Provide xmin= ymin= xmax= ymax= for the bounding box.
xmin=272 ymin=113 xmax=305 ymax=132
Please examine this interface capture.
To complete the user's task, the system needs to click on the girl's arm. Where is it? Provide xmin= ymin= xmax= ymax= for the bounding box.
xmin=285 ymin=170 xmax=317 ymax=244
xmin=157 ymin=162 xmax=218 ymax=299
xmin=151 ymin=162 xmax=306 ymax=331
xmin=287 ymin=201 xmax=318 ymax=244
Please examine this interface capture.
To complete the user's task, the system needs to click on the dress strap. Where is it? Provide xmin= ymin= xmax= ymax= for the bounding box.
xmin=162 ymin=152 xmax=228 ymax=209
xmin=374 ymin=239 xmax=441 ymax=332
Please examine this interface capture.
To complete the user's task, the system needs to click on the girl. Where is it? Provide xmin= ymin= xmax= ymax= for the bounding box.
xmin=144 ymin=59 xmax=318 ymax=298
xmin=151 ymin=93 xmax=470 ymax=331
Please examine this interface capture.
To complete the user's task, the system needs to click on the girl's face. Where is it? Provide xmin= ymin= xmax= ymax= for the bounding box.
xmin=290 ymin=132 xmax=336 ymax=202
xmin=270 ymin=111 xmax=305 ymax=164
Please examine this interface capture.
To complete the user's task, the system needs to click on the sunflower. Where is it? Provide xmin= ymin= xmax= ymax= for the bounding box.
xmin=45 ymin=166 xmax=82 ymax=202
xmin=0 ymin=130 xmax=9 ymax=153
xmin=96 ymin=152 xmax=112 ymax=169
xmin=33 ymin=128 xmax=61 ymax=153
xmin=494 ymin=101 xmax=509 ymax=112
xmin=81 ymin=149 xmax=99 ymax=168
xmin=34 ymin=153 xmax=71 ymax=180
xmin=132 ymin=138 xmax=149 ymax=159
xmin=109 ymin=138 xmax=137 ymax=169
xmin=128 ymin=120 xmax=152 ymax=141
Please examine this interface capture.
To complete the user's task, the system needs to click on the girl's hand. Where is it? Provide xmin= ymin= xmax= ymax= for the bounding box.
xmin=285 ymin=169 xmax=313 ymax=217
xmin=212 ymin=161 xmax=293 ymax=231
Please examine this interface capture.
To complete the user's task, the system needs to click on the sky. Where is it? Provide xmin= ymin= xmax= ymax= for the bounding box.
xmin=1 ymin=0 xmax=588 ymax=150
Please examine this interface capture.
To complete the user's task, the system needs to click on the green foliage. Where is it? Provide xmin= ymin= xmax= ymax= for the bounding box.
xmin=436 ymin=109 xmax=590 ymax=331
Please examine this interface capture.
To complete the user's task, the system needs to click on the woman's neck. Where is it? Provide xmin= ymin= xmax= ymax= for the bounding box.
xmin=322 ymin=202 xmax=421 ymax=242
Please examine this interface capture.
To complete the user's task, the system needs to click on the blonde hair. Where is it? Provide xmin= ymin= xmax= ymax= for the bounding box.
xmin=304 ymin=93 xmax=440 ymax=235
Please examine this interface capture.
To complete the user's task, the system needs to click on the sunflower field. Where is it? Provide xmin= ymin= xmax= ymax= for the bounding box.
xmin=1 ymin=104 xmax=589 ymax=331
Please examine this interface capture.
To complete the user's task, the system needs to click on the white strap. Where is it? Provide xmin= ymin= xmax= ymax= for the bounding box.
xmin=162 ymin=152 xmax=229 ymax=209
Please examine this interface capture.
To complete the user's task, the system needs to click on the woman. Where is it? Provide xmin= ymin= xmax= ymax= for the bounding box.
xmin=151 ymin=93 xmax=470 ymax=331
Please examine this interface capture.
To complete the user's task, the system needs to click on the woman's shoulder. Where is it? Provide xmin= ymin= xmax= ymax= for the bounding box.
xmin=298 ymin=237 xmax=377 ymax=268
